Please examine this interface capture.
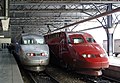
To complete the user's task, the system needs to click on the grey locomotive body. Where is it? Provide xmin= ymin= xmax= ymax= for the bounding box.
xmin=12 ymin=33 xmax=49 ymax=71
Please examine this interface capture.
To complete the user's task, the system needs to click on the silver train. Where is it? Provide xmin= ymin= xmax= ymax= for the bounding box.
xmin=11 ymin=33 xmax=49 ymax=72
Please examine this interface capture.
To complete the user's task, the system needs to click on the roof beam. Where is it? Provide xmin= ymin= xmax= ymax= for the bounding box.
xmin=10 ymin=0 xmax=120 ymax=4
xmin=51 ymin=7 xmax=120 ymax=32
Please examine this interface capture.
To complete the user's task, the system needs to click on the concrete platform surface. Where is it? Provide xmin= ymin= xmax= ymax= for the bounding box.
xmin=109 ymin=56 xmax=120 ymax=66
xmin=0 ymin=49 xmax=24 ymax=83
xmin=103 ymin=56 xmax=120 ymax=79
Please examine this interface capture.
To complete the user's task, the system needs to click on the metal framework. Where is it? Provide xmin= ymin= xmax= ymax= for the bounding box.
xmin=9 ymin=0 xmax=120 ymax=36
xmin=51 ymin=7 xmax=120 ymax=32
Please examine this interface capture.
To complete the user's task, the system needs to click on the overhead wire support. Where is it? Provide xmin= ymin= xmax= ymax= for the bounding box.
xmin=50 ymin=7 xmax=120 ymax=32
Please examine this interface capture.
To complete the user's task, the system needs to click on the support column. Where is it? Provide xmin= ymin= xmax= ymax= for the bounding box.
xmin=106 ymin=3 xmax=114 ymax=56
xmin=64 ymin=23 xmax=68 ymax=32
xmin=106 ymin=28 xmax=114 ymax=56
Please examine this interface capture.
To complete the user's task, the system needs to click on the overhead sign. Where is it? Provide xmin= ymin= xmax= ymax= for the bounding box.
xmin=0 ymin=0 xmax=9 ymax=19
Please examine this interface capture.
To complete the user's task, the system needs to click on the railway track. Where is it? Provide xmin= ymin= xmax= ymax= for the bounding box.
xmin=28 ymin=71 xmax=59 ymax=83
xmin=102 ymin=75 xmax=120 ymax=83
xmin=46 ymin=65 xmax=86 ymax=83
xmin=45 ymin=65 xmax=120 ymax=83
xmin=19 ymin=64 xmax=120 ymax=83
xmin=78 ymin=75 xmax=120 ymax=83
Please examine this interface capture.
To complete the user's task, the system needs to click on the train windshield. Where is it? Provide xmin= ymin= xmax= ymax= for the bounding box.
xmin=23 ymin=37 xmax=44 ymax=45
xmin=35 ymin=38 xmax=44 ymax=44
xmin=86 ymin=37 xmax=96 ymax=43
xmin=73 ymin=38 xmax=84 ymax=43
xmin=68 ymin=34 xmax=84 ymax=44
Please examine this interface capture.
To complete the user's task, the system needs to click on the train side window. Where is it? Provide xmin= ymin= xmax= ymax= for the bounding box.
xmin=86 ymin=38 xmax=96 ymax=43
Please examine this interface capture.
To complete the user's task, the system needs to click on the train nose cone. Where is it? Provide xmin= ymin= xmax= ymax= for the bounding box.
xmin=71 ymin=43 xmax=104 ymax=54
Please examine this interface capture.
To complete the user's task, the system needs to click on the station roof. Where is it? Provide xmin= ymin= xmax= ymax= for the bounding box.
xmin=3 ymin=0 xmax=120 ymax=37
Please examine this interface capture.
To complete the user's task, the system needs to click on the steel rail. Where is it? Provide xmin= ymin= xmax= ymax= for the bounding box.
xmin=102 ymin=75 xmax=120 ymax=83
xmin=28 ymin=71 xmax=59 ymax=83
xmin=44 ymin=71 xmax=59 ymax=83
xmin=28 ymin=72 xmax=38 ymax=83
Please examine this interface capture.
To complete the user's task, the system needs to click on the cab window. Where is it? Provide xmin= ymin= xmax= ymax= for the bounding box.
xmin=35 ymin=38 xmax=44 ymax=44
xmin=23 ymin=39 xmax=34 ymax=44
xmin=73 ymin=38 xmax=84 ymax=43
xmin=23 ymin=37 xmax=44 ymax=44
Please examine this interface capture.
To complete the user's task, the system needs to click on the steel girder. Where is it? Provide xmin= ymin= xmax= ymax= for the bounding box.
xmin=10 ymin=0 xmax=120 ymax=35
xmin=10 ymin=0 xmax=120 ymax=4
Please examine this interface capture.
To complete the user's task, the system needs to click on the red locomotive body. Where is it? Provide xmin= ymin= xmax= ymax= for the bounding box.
xmin=44 ymin=32 xmax=109 ymax=76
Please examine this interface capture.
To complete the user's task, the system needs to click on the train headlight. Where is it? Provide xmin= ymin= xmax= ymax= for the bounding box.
xmin=26 ymin=53 xmax=36 ymax=56
xmin=82 ymin=54 xmax=96 ymax=58
xmin=100 ymin=53 xmax=106 ymax=57
xmin=40 ymin=52 xmax=46 ymax=56
xmin=40 ymin=52 xmax=48 ymax=56
xmin=88 ymin=54 xmax=92 ymax=58
xmin=82 ymin=54 xmax=87 ymax=58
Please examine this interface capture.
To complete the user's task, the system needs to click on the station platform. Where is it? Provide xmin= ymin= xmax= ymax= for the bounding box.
xmin=0 ymin=49 xmax=24 ymax=83
xmin=109 ymin=56 xmax=120 ymax=66
xmin=103 ymin=56 xmax=120 ymax=80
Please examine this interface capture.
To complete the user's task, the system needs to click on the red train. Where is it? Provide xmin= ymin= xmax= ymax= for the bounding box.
xmin=44 ymin=31 xmax=109 ymax=76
